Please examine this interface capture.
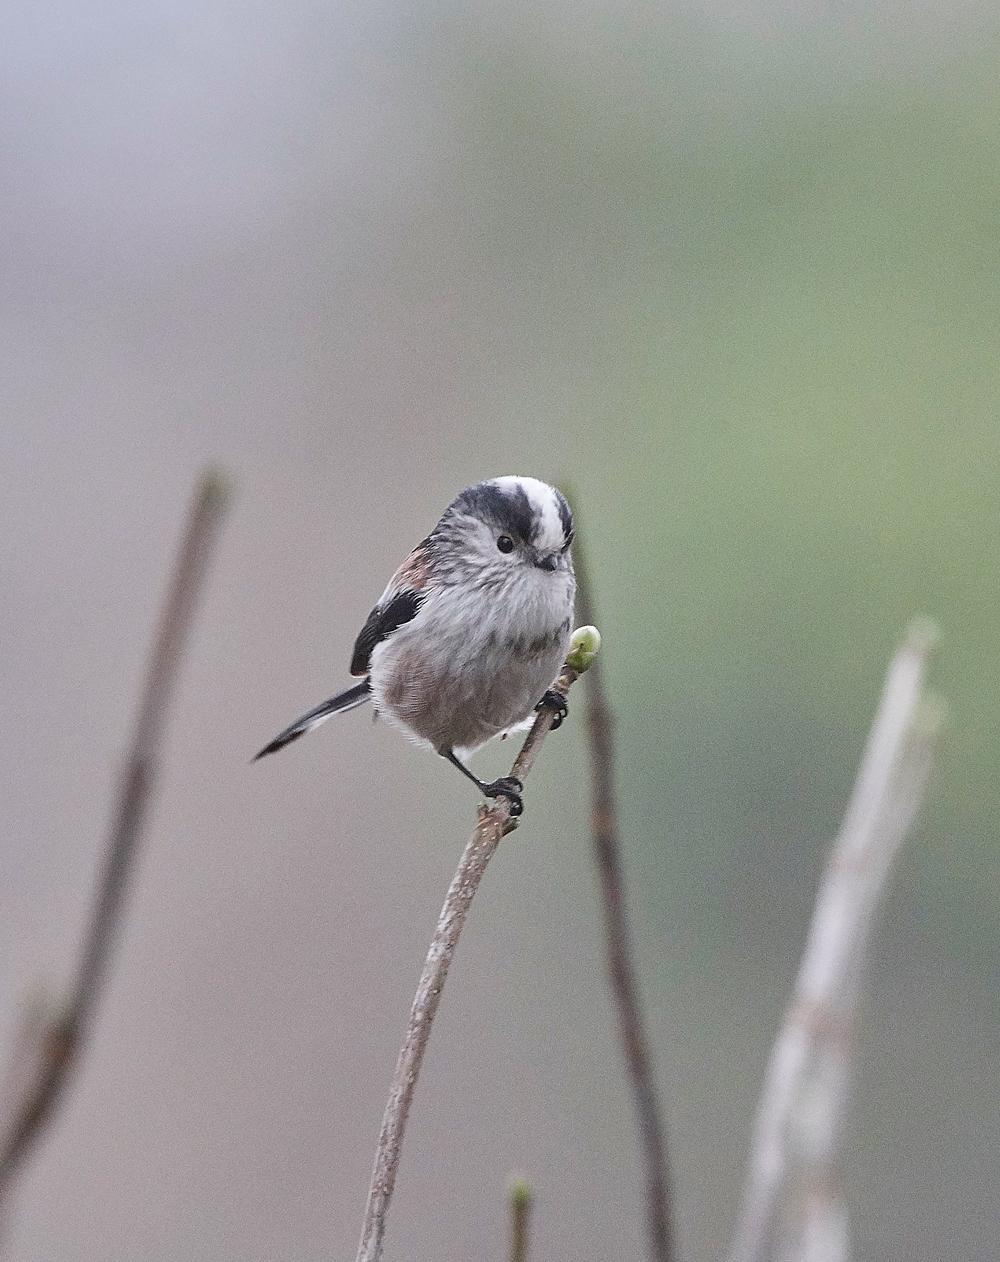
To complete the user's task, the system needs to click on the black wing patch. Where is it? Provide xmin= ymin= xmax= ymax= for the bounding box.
xmin=350 ymin=589 xmax=424 ymax=676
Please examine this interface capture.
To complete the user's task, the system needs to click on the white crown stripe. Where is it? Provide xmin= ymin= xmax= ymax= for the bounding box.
xmin=491 ymin=476 xmax=567 ymax=552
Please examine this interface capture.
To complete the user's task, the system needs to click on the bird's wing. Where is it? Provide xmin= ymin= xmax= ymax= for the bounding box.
xmin=349 ymin=537 xmax=435 ymax=676
xmin=349 ymin=589 xmax=424 ymax=675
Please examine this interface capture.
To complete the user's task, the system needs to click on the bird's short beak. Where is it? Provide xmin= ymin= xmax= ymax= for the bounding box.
xmin=533 ymin=552 xmax=559 ymax=571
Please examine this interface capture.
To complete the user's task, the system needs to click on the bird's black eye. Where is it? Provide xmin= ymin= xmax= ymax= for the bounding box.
xmin=497 ymin=535 xmax=514 ymax=553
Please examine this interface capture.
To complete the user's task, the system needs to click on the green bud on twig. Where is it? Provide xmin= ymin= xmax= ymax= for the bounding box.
xmin=566 ymin=625 xmax=601 ymax=673
xmin=508 ymin=1173 xmax=532 ymax=1208
xmin=198 ymin=467 xmax=233 ymax=511
xmin=507 ymin=1173 xmax=532 ymax=1262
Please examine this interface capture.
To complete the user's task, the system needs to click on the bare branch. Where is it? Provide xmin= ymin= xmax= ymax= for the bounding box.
xmin=355 ymin=640 xmax=596 ymax=1262
xmin=776 ymin=1196 xmax=851 ymax=1262
xmin=574 ymin=546 xmax=674 ymax=1262
xmin=728 ymin=621 xmax=942 ymax=1262
xmin=0 ymin=472 xmax=230 ymax=1200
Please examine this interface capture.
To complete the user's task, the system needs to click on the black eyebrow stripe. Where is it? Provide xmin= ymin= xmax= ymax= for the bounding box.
xmin=449 ymin=481 xmax=536 ymax=543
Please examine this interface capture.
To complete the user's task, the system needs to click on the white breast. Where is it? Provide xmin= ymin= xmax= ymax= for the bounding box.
xmin=368 ymin=569 xmax=575 ymax=758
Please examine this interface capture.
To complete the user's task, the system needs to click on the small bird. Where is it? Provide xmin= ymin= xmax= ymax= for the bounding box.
xmin=255 ymin=476 xmax=576 ymax=815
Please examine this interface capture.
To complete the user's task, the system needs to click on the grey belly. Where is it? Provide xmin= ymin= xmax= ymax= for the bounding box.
xmin=370 ymin=618 xmax=571 ymax=756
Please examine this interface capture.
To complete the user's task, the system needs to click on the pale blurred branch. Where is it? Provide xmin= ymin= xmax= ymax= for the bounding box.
xmin=0 ymin=471 xmax=230 ymax=1202
xmin=574 ymin=542 xmax=674 ymax=1262
xmin=507 ymin=1173 xmax=532 ymax=1262
xmin=355 ymin=632 xmax=599 ymax=1262
xmin=728 ymin=621 xmax=943 ymax=1262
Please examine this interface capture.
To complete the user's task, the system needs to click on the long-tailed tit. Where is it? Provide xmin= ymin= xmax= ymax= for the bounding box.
xmin=255 ymin=476 xmax=576 ymax=815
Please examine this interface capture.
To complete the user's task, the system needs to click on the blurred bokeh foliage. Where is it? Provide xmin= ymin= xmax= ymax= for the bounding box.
xmin=435 ymin=24 xmax=1000 ymax=1248
xmin=420 ymin=10 xmax=1000 ymax=989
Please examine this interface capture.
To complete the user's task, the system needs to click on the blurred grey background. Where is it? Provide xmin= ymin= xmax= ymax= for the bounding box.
xmin=1 ymin=0 xmax=997 ymax=1258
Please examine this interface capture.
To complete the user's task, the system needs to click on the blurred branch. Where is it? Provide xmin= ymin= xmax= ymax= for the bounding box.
xmin=574 ymin=543 xmax=674 ymax=1262
xmin=728 ymin=621 xmax=942 ymax=1262
xmin=355 ymin=631 xmax=599 ymax=1262
xmin=0 ymin=471 xmax=230 ymax=1201
xmin=507 ymin=1174 xmax=532 ymax=1262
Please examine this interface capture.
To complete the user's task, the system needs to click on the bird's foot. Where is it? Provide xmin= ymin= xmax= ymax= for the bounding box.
xmin=481 ymin=776 xmax=524 ymax=817
xmin=535 ymin=688 xmax=568 ymax=731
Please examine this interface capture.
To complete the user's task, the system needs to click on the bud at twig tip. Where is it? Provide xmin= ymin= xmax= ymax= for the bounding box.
xmin=566 ymin=625 xmax=601 ymax=672
xmin=508 ymin=1173 xmax=532 ymax=1207
xmin=198 ymin=467 xmax=233 ymax=511
xmin=905 ymin=616 xmax=941 ymax=655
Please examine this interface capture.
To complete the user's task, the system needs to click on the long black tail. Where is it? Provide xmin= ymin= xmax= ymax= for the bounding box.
xmin=253 ymin=679 xmax=371 ymax=760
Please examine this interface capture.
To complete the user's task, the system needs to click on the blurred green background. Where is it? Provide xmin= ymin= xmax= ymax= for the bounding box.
xmin=0 ymin=1 xmax=997 ymax=1259
xmin=449 ymin=12 xmax=1000 ymax=1254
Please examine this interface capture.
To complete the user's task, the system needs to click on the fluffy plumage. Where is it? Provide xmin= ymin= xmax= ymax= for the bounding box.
xmin=255 ymin=476 xmax=576 ymax=805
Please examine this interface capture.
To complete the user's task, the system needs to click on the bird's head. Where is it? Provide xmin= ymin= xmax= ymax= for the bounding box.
xmin=433 ymin=476 xmax=575 ymax=583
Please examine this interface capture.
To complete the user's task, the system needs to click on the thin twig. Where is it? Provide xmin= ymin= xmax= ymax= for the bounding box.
xmin=355 ymin=646 xmax=594 ymax=1262
xmin=0 ymin=471 xmax=230 ymax=1199
xmin=507 ymin=1174 xmax=532 ymax=1262
xmin=728 ymin=621 xmax=942 ymax=1262
xmin=574 ymin=545 xmax=674 ymax=1262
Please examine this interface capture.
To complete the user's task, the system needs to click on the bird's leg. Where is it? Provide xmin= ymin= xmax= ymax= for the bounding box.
xmin=534 ymin=688 xmax=568 ymax=730
xmin=440 ymin=749 xmax=524 ymax=817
